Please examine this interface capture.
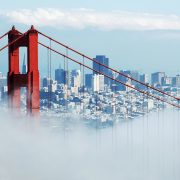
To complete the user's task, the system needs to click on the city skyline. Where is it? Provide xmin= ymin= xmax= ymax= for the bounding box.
xmin=13 ymin=54 xmax=180 ymax=87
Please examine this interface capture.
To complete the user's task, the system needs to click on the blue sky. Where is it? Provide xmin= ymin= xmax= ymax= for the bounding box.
xmin=1 ymin=0 xmax=180 ymax=14
xmin=0 ymin=0 xmax=180 ymax=76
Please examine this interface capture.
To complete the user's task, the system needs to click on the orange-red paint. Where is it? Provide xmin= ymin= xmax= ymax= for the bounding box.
xmin=8 ymin=26 xmax=40 ymax=112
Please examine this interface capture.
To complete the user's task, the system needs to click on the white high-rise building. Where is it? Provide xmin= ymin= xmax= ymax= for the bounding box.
xmin=92 ymin=74 xmax=104 ymax=92
xmin=140 ymin=74 xmax=149 ymax=84
xmin=0 ymin=72 xmax=7 ymax=99
xmin=49 ymin=80 xmax=57 ymax=92
xmin=71 ymin=69 xmax=81 ymax=88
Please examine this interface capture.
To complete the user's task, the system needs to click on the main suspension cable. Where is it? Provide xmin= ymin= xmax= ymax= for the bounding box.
xmin=38 ymin=42 xmax=180 ymax=109
xmin=0 ymin=31 xmax=9 ymax=41
xmin=38 ymin=31 xmax=179 ymax=101
xmin=0 ymin=31 xmax=29 ymax=53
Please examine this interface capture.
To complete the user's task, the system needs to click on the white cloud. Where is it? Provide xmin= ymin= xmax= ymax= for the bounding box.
xmin=1 ymin=8 xmax=180 ymax=31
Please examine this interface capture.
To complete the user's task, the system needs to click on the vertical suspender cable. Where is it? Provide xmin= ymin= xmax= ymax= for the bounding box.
xmin=177 ymin=88 xmax=179 ymax=110
xmin=83 ymin=56 xmax=85 ymax=116
xmin=66 ymin=48 xmax=68 ymax=111
xmin=63 ymin=55 xmax=66 ymax=112
xmin=163 ymin=93 xmax=165 ymax=109
xmin=47 ymin=47 xmax=50 ymax=109
xmin=115 ymin=72 xmax=117 ymax=115
xmin=143 ymin=89 xmax=145 ymax=113
xmin=49 ymin=39 xmax=52 ymax=109
xmin=147 ymin=85 xmax=149 ymax=113
xmin=80 ymin=63 xmax=82 ymax=114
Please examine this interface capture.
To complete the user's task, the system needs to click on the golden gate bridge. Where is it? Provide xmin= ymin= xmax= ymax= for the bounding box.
xmin=0 ymin=26 xmax=179 ymax=114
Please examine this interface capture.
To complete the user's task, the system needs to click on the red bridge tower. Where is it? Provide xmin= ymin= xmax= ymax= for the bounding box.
xmin=8 ymin=26 xmax=40 ymax=112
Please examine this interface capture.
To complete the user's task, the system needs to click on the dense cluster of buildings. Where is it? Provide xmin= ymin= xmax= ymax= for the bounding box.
xmin=0 ymin=55 xmax=179 ymax=123
xmin=40 ymin=55 xmax=180 ymax=98
xmin=38 ymin=55 xmax=179 ymax=125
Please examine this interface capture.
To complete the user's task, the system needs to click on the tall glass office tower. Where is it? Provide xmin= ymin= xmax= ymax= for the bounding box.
xmin=93 ymin=55 xmax=111 ymax=85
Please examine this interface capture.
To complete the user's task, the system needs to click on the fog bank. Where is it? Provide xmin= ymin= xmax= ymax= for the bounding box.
xmin=0 ymin=109 xmax=179 ymax=180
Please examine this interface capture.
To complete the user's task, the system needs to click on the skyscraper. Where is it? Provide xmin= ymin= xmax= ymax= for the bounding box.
xmin=55 ymin=65 xmax=68 ymax=85
xmin=130 ymin=70 xmax=140 ymax=86
xmin=93 ymin=55 xmax=111 ymax=85
xmin=172 ymin=75 xmax=180 ymax=87
xmin=139 ymin=74 xmax=149 ymax=90
xmin=151 ymin=72 xmax=165 ymax=86
xmin=161 ymin=76 xmax=172 ymax=86
xmin=70 ymin=69 xmax=81 ymax=88
xmin=0 ymin=72 xmax=7 ymax=90
xmin=22 ymin=54 xmax=27 ymax=74
xmin=116 ymin=70 xmax=131 ymax=91
xmin=85 ymin=74 xmax=93 ymax=89
xmin=140 ymin=74 xmax=149 ymax=84
xmin=92 ymin=74 xmax=105 ymax=92
xmin=42 ymin=77 xmax=52 ymax=88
